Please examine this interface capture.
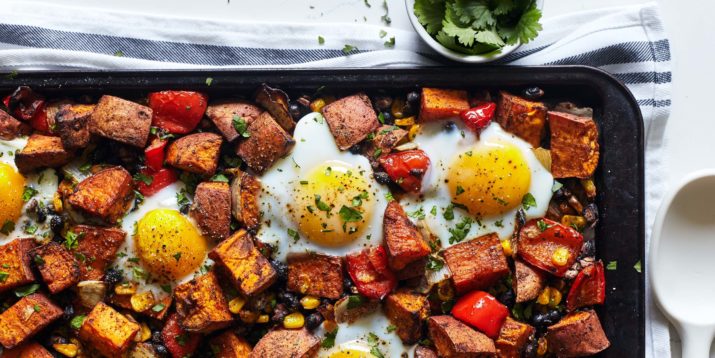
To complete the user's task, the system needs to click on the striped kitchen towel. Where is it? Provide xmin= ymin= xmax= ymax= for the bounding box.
xmin=0 ymin=1 xmax=671 ymax=356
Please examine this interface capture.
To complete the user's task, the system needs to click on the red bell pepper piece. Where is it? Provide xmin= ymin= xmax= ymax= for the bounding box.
xmin=459 ymin=102 xmax=496 ymax=132
xmin=346 ymin=245 xmax=397 ymax=300
xmin=148 ymin=91 xmax=208 ymax=134
xmin=161 ymin=313 xmax=200 ymax=358
xmin=4 ymin=86 xmax=45 ymax=122
xmin=566 ymin=261 xmax=606 ymax=311
xmin=517 ymin=218 xmax=583 ymax=277
xmin=451 ymin=290 xmax=509 ymax=339
xmin=134 ymin=168 xmax=178 ymax=196
xmin=377 ymin=149 xmax=430 ymax=193
xmin=144 ymin=137 xmax=168 ymax=172
xmin=27 ymin=102 xmax=49 ymax=132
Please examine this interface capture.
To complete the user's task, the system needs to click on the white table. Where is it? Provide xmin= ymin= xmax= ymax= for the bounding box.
xmin=30 ymin=0 xmax=715 ymax=355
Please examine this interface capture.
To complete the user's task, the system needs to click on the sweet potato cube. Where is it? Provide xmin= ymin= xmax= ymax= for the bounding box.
xmin=89 ymin=95 xmax=152 ymax=148
xmin=250 ymin=328 xmax=320 ymax=358
xmin=235 ymin=111 xmax=294 ymax=173
xmin=496 ymin=317 xmax=535 ymax=358
xmin=418 ymin=88 xmax=469 ymax=122
xmin=31 ymin=242 xmax=80 ymax=294
xmin=78 ymin=302 xmax=140 ymax=358
xmin=287 ymin=253 xmax=344 ymax=299
xmin=428 ymin=315 xmax=496 ymax=357
xmin=443 ymin=233 xmax=509 ymax=294
xmin=513 ymin=260 xmax=546 ymax=303
xmin=0 ymin=110 xmax=30 ymax=140
xmin=14 ymin=134 xmax=73 ymax=173
xmin=206 ymin=100 xmax=263 ymax=142
xmin=67 ymin=166 xmax=134 ymax=224
xmin=384 ymin=290 xmax=430 ymax=344
xmin=166 ymin=132 xmax=223 ymax=176
xmin=174 ymin=271 xmax=233 ymax=333
xmin=395 ymin=257 xmax=427 ymax=281
xmin=0 ymin=238 xmax=37 ymax=293
xmin=549 ymin=111 xmax=600 ymax=179
xmin=71 ymin=225 xmax=126 ymax=281
xmin=230 ymin=171 xmax=261 ymax=232
xmin=2 ymin=341 xmax=53 ymax=358
xmin=495 ymin=91 xmax=547 ymax=147
xmin=321 ymin=93 xmax=380 ymax=150
xmin=383 ymin=201 xmax=431 ymax=271
xmin=190 ymin=181 xmax=231 ymax=241
xmin=546 ymin=310 xmax=610 ymax=357
xmin=0 ymin=294 xmax=63 ymax=349
xmin=209 ymin=230 xmax=276 ymax=296
xmin=210 ymin=331 xmax=252 ymax=358
xmin=55 ymin=104 xmax=95 ymax=149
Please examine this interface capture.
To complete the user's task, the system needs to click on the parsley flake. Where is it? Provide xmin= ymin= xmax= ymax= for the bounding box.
xmin=232 ymin=116 xmax=250 ymax=138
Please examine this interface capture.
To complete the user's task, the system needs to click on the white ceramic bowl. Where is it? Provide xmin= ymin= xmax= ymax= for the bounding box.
xmin=405 ymin=0 xmax=542 ymax=63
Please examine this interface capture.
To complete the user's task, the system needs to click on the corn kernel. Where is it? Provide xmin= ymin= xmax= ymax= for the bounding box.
xmin=300 ymin=295 xmax=320 ymax=310
xmin=229 ymin=296 xmax=246 ymax=314
xmin=114 ymin=282 xmax=137 ymax=295
xmin=501 ymin=240 xmax=513 ymax=257
xmin=581 ymin=178 xmax=597 ymax=198
xmin=437 ymin=280 xmax=455 ymax=302
xmin=52 ymin=192 xmax=64 ymax=213
xmin=310 ymin=98 xmax=327 ymax=113
xmin=130 ymin=291 xmax=155 ymax=313
xmin=391 ymin=98 xmax=406 ymax=119
xmin=536 ymin=287 xmax=551 ymax=305
xmin=408 ymin=124 xmax=421 ymax=141
xmin=551 ymin=247 xmax=570 ymax=267
xmin=549 ymin=288 xmax=563 ymax=308
xmin=283 ymin=312 xmax=305 ymax=329
xmin=537 ymin=337 xmax=548 ymax=356
xmin=53 ymin=343 xmax=78 ymax=357
xmin=561 ymin=215 xmax=586 ymax=231
xmin=257 ymin=314 xmax=270 ymax=323
xmin=394 ymin=116 xmax=415 ymax=127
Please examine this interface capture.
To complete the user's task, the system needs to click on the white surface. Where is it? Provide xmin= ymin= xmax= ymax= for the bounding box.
xmin=10 ymin=0 xmax=715 ymax=355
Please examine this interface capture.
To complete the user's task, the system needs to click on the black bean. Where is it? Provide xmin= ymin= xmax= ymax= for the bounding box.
xmin=581 ymin=239 xmax=596 ymax=257
xmin=289 ymin=102 xmax=302 ymax=119
xmin=62 ymin=304 xmax=74 ymax=321
xmin=373 ymin=171 xmax=391 ymax=185
xmin=36 ymin=205 xmax=48 ymax=223
xmin=554 ymin=187 xmax=572 ymax=200
xmin=380 ymin=111 xmax=394 ymax=124
xmin=497 ymin=290 xmax=515 ymax=308
xmin=305 ymin=312 xmax=324 ymax=331
xmin=104 ymin=268 xmax=124 ymax=286
xmin=406 ymin=91 xmax=420 ymax=104
xmin=153 ymin=344 xmax=168 ymax=356
xmin=443 ymin=121 xmax=456 ymax=132
xmin=50 ymin=215 xmax=64 ymax=234
xmin=583 ymin=203 xmax=599 ymax=224
xmin=403 ymin=101 xmax=416 ymax=117
xmin=547 ymin=309 xmax=563 ymax=323
xmin=531 ymin=312 xmax=547 ymax=327
xmin=374 ymin=96 xmax=393 ymax=112
xmin=523 ymin=86 xmax=544 ymax=100
xmin=151 ymin=330 xmax=163 ymax=344
xmin=348 ymin=144 xmax=362 ymax=154
xmin=278 ymin=291 xmax=300 ymax=311
xmin=272 ymin=303 xmax=289 ymax=323
xmin=271 ymin=260 xmax=288 ymax=283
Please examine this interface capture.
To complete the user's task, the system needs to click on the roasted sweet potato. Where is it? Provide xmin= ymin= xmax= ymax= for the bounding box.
xmin=333 ymin=295 xmax=379 ymax=324
xmin=210 ymin=331 xmax=252 ymax=358
xmin=30 ymin=242 xmax=80 ymax=294
xmin=89 ymin=95 xmax=152 ymax=148
xmin=546 ymin=310 xmax=610 ymax=357
xmin=2 ymin=341 xmax=53 ymax=358
xmin=496 ymin=317 xmax=535 ymax=358
xmin=321 ymin=93 xmax=380 ymax=150
xmin=253 ymin=84 xmax=295 ymax=132
xmin=442 ymin=233 xmax=509 ymax=294
xmin=428 ymin=315 xmax=496 ymax=357
xmin=174 ymin=271 xmax=233 ymax=333
xmin=0 ymin=238 xmax=37 ymax=293
xmin=384 ymin=290 xmax=430 ymax=344
xmin=0 ymin=110 xmax=30 ymax=140
xmin=418 ymin=88 xmax=469 ymax=122
xmin=414 ymin=345 xmax=439 ymax=358
xmin=513 ymin=260 xmax=546 ymax=303
xmin=78 ymin=302 xmax=140 ymax=358
xmin=548 ymin=111 xmax=600 ymax=179
xmin=206 ymin=100 xmax=264 ymax=142
xmin=166 ymin=132 xmax=223 ymax=176
xmin=287 ymin=253 xmax=344 ymax=300
xmin=495 ymin=91 xmax=547 ymax=147
xmin=55 ymin=104 xmax=95 ymax=149
xmin=0 ymin=293 xmax=63 ymax=349
xmin=383 ymin=201 xmax=431 ymax=271
xmin=395 ymin=257 xmax=427 ymax=281
xmin=250 ymin=328 xmax=320 ymax=358
xmin=235 ymin=111 xmax=294 ymax=173
xmin=14 ymin=134 xmax=73 ymax=173
xmin=67 ymin=166 xmax=134 ymax=224
xmin=209 ymin=230 xmax=277 ymax=296
xmin=230 ymin=171 xmax=261 ymax=232
xmin=70 ymin=225 xmax=126 ymax=281
xmin=190 ymin=181 xmax=231 ymax=241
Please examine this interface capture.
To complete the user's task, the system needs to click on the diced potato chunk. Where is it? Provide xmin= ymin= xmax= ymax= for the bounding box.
xmin=208 ymin=230 xmax=277 ymax=296
xmin=428 ymin=315 xmax=496 ymax=357
xmin=174 ymin=271 xmax=233 ymax=333
xmin=0 ymin=238 xmax=37 ymax=293
xmin=89 ymin=95 xmax=152 ymax=148
xmin=235 ymin=112 xmax=294 ymax=173
xmin=210 ymin=331 xmax=252 ymax=358
xmin=548 ymin=111 xmax=600 ymax=179
xmin=287 ymin=253 xmax=344 ymax=300
xmin=418 ymin=88 xmax=469 ymax=122
xmin=384 ymin=290 xmax=430 ymax=344
xmin=14 ymin=134 xmax=73 ymax=173
xmin=70 ymin=225 xmax=126 ymax=281
xmin=190 ymin=181 xmax=231 ymax=241
xmin=250 ymin=328 xmax=319 ymax=358
xmin=230 ymin=171 xmax=261 ymax=232
xmin=383 ymin=201 xmax=431 ymax=271
xmin=321 ymin=93 xmax=380 ymax=150
xmin=442 ymin=233 xmax=509 ymax=294
xmin=206 ymin=100 xmax=263 ymax=142
xmin=78 ymin=302 xmax=140 ymax=358
xmin=0 ymin=294 xmax=63 ymax=349
xmin=31 ymin=242 xmax=80 ymax=294
xmin=546 ymin=310 xmax=610 ymax=357
xmin=496 ymin=317 xmax=535 ymax=357
xmin=166 ymin=132 xmax=223 ymax=176
xmin=66 ymin=166 xmax=134 ymax=224
xmin=513 ymin=260 xmax=546 ymax=303
xmin=55 ymin=104 xmax=95 ymax=149
xmin=495 ymin=91 xmax=547 ymax=147
xmin=2 ymin=341 xmax=53 ymax=358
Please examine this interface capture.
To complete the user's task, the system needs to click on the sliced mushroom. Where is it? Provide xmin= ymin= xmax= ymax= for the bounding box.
xmin=77 ymin=280 xmax=107 ymax=308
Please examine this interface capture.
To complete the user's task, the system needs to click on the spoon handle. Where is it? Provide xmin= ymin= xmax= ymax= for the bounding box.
xmin=680 ymin=323 xmax=714 ymax=358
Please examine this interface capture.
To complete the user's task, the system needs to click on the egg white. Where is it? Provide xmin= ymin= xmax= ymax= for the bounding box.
xmin=256 ymin=113 xmax=391 ymax=262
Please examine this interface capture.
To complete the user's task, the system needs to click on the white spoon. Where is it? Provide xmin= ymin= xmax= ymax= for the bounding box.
xmin=651 ymin=170 xmax=715 ymax=358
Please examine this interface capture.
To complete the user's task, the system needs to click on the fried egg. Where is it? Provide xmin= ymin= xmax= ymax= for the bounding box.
xmin=0 ymin=137 xmax=59 ymax=244
xmin=400 ymin=121 xmax=554 ymax=248
xmin=256 ymin=113 xmax=390 ymax=261
xmin=318 ymin=308 xmax=411 ymax=358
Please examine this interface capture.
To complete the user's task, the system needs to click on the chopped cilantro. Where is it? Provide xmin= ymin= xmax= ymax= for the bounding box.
xmin=205 ymin=77 xmax=214 ymax=86
xmin=384 ymin=36 xmax=395 ymax=48
xmin=378 ymin=112 xmax=386 ymax=124
xmin=288 ymin=228 xmax=300 ymax=243
xmin=33 ymin=254 xmax=45 ymax=266
xmin=24 ymin=222 xmax=38 ymax=235
xmin=132 ymin=266 xmax=148 ymax=280
xmin=318 ymin=36 xmax=325 ymax=45
xmin=364 ymin=0 xmax=371 ymax=7
xmin=314 ymin=194 xmax=332 ymax=214
xmin=347 ymin=294 xmax=365 ymax=309
xmin=384 ymin=192 xmax=394 ymax=201
xmin=455 ymin=185 xmax=465 ymax=195
xmin=161 ymin=284 xmax=172 ymax=293
xmin=22 ymin=186 xmax=38 ymax=202
xmin=373 ymin=148 xmax=382 ymax=158
xmin=379 ymin=29 xmax=387 ymax=38
xmin=342 ymin=44 xmax=358 ymax=54
xmin=173 ymin=252 xmax=181 ymax=262
xmin=14 ymin=283 xmax=40 ymax=297
xmin=70 ymin=315 xmax=86 ymax=329
xmin=495 ymin=219 xmax=503 ymax=228
xmin=443 ymin=204 xmax=455 ymax=221
xmin=426 ymin=256 xmax=444 ymax=271
xmin=232 ymin=116 xmax=250 ymax=138
xmin=33 ymin=304 xmax=41 ymax=312
xmin=152 ymin=303 xmax=166 ymax=312
xmin=133 ymin=172 xmax=153 ymax=186
xmin=0 ymin=271 xmax=8 ymax=282
xmin=430 ymin=205 xmax=437 ymax=216
xmin=210 ymin=173 xmax=230 ymax=182
xmin=321 ymin=328 xmax=339 ymax=348
xmin=408 ymin=206 xmax=426 ymax=220
xmin=64 ymin=231 xmax=79 ymax=250
xmin=552 ymin=180 xmax=564 ymax=192
xmin=536 ymin=220 xmax=548 ymax=232
xmin=386 ymin=325 xmax=396 ymax=333
xmin=339 ymin=205 xmax=363 ymax=223
xmin=300 ymin=180 xmax=309 ymax=185
xmin=448 ymin=217 xmax=473 ymax=244
xmin=521 ymin=192 xmax=536 ymax=210
xmin=633 ymin=260 xmax=642 ymax=273
xmin=606 ymin=261 xmax=618 ymax=271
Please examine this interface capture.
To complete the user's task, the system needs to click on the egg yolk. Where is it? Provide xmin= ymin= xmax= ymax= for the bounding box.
xmin=447 ymin=141 xmax=531 ymax=217
xmin=328 ymin=342 xmax=378 ymax=358
xmin=291 ymin=161 xmax=374 ymax=247
xmin=134 ymin=209 xmax=207 ymax=280
xmin=0 ymin=162 xmax=25 ymax=231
